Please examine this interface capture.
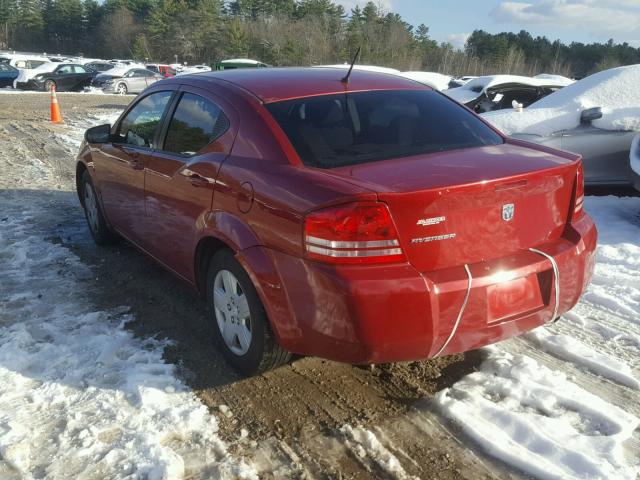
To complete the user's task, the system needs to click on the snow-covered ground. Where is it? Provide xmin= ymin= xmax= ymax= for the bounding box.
xmin=0 ymin=95 xmax=638 ymax=479
xmin=0 ymin=112 xmax=257 ymax=479
xmin=436 ymin=196 xmax=640 ymax=480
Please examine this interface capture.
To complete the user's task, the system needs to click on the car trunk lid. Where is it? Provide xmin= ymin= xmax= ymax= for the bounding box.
xmin=329 ymin=142 xmax=579 ymax=271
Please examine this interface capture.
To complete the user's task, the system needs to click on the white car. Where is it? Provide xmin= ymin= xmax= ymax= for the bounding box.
xmin=444 ymin=74 xmax=573 ymax=113
xmin=0 ymin=54 xmax=50 ymax=70
xmin=13 ymin=61 xmax=56 ymax=88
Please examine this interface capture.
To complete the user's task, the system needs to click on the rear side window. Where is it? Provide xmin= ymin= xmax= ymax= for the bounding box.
xmin=266 ymin=90 xmax=503 ymax=168
xmin=163 ymin=93 xmax=230 ymax=156
xmin=116 ymin=91 xmax=172 ymax=148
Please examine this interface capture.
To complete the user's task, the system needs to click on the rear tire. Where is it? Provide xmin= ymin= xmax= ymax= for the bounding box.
xmin=116 ymin=83 xmax=127 ymax=95
xmin=206 ymin=249 xmax=290 ymax=376
xmin=81 ymin=171 xmax=118 ymax=245
xmin=44 ymin=79 xmax=56 ymax=92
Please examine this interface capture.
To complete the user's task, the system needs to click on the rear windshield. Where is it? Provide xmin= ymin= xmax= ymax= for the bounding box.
xmin=266 ymin=89 xmax=503 ymax=168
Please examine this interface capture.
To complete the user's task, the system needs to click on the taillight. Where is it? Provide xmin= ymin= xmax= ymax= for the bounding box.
xmin=574 ymin=163 xmax=585 ymax=219
xmin=303 ymin=202 xmax=405 ymax=264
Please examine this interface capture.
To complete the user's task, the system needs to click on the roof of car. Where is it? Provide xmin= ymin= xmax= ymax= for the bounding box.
xmin=176 ymin=67 xmax=430 ymax=103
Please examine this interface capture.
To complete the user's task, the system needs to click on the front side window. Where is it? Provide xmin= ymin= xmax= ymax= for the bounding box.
xmin=116 ymin=91 xmax=172 ymax=148
xmin=163 ymin=93 xmax=230 ymax=156
xmin=56 ymin=65 xmax=73 ymax=74
xmin=266 ymin=90 xmax=503 ymax=168
xmin=72 ymin=65 xmax=87 ymax=73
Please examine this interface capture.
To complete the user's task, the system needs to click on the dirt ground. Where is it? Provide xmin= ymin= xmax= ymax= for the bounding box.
xmin=0 ymin=93 xmax=523 ymax=479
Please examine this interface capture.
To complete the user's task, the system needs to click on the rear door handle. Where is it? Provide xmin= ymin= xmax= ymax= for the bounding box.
xmin=188 ymin=173 xmax=211 ymax=187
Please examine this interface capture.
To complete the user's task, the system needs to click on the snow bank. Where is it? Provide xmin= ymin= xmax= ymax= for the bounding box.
xmin=483 ymin=65 xmax=640 ymax=136
xmin=396 ymin=71 xmax=452 ymax=91
xmin=444 ymin=74 xmax=573 ymax=104
xmin=436 ymin=348 xmax=639 ymax=480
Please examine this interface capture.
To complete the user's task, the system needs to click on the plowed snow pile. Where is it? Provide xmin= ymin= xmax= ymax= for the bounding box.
xmin=482 ymin=65 xmax=640 ymax=136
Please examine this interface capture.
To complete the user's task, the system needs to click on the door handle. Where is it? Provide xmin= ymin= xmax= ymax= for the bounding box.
xmin=122 ymin=148 xmax=144 ymax=170
xmin=188 ymin=173 xmax=211 ymax=187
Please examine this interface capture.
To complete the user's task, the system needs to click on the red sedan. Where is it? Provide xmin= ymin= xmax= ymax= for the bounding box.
xmin=76 ymin=68 xmax=597 ymax=375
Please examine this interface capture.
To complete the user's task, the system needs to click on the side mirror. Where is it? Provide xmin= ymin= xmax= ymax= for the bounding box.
xmin=580 ymin=107 xmax=602 ymax=124
xmin=85 ymin=124 xmax=111 ymax=144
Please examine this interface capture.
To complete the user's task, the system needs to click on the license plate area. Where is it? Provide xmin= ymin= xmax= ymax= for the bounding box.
xmin=487 ymin=274 xmax=544 ymax=323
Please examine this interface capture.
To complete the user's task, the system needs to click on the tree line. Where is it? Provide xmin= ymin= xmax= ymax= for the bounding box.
xmin=1 ymin=0 xmax=639 ymax=78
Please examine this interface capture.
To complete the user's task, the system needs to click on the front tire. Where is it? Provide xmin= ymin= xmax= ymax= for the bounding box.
xmin=206 ymin=250 xmax=290 ymax=376
xmin=116 ymin=83 xmax=127 ymax=95
xmin=81 ymin=171 xmax=118 ymax=245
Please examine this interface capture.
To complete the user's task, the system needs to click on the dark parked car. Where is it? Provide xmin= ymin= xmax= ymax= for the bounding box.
xmin=76 ymin=68 xmax=596 ymax=375
xmin=0 ymin=63 xmax=19 ymax=88
xmin=16 ymin=63 xmax=96 ymax=91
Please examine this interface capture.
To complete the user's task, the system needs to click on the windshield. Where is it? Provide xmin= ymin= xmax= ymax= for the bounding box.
xmin=266 ymin=90 xmax=503 ymax=168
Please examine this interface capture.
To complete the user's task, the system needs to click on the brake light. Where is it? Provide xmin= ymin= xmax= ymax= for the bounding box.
xmin=574 ymin=163 xmax=585 ymax=219
xmin=304 ymin=202 xmax=405 ymax=264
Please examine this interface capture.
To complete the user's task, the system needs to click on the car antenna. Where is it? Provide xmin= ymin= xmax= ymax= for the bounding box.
xmin=341 ymin=46 xmax=361 ymax=85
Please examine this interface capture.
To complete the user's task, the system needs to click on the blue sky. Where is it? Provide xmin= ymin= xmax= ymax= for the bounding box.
xmin=335 ymin=0 xmax=640 ymax=49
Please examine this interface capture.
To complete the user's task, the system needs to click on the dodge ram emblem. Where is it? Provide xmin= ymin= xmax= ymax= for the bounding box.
xmin=502 ymin=203 xmax=515 ymax=221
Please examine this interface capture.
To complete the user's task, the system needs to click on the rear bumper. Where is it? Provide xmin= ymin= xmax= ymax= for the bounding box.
xmin=255 ymin=213 xmax=597 ymax=364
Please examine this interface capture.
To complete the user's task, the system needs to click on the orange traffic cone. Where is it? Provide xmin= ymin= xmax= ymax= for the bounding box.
xmin=50 ymin=85 xmax=64 ymax=124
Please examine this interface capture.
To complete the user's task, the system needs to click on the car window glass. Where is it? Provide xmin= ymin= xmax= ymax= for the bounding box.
xmin=117 ymin=91 xmax=172 ymax=148
xmin=123 ymin=70 xmax=134 ymax=78
xmin=267 ymin=90 xmax=503 ymax=168
xmin=144 ymin=70 xmax=155 ymax=77
xmin=73 ymin=65 xmax=86 ymax=73
xmin=57 ymin=65 xmax=73 ymax=74
xmin=0 ymin=64 xmax=8 ymax=72
xmin=163 ymin=93 xmax=230 ymax=156
xmin=15 ymin=60 xmax=27 ymax=68
xmin=134 ymin=70 xmax=147 ymax=77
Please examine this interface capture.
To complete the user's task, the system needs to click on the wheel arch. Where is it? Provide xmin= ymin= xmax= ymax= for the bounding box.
xmin=75 ymin=161 xmax=89 ymax=205
xmin=194 ymin=211 xmax=264 ymax=296
xmin=193 ymin=217 xmax=297 ymax=349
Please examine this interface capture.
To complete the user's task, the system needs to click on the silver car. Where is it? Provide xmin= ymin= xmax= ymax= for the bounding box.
xmin=510 ymin=108 xmax=637 ymax=186
xmin=91 ymin=68 xmax=163 ymax=94
xmin=482 ymin=65 xmax=640 ymax=186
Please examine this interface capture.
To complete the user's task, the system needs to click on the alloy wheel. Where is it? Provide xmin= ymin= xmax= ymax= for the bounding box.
xmin=213 ymin=269 xmax=252 ymax=356
xmin=83 ymin=182 xmax=99 ymax=234
xmin=117 ymin=84 xmax=127 ymax=95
